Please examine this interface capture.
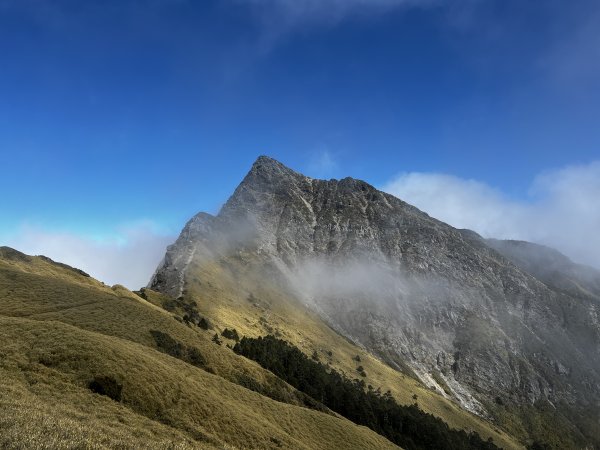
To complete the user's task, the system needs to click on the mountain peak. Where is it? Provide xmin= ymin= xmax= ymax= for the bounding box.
xmin=248 ymin=155 xmax=307 ymax=181
xmin=224 ymin=156 xmax=310 ymax=206
xmin=252 ymin=155 xmax=283 ymax=167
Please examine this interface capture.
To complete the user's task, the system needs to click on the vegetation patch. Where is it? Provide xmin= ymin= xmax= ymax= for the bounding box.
xmin=88 ymin=375 xmax=122 ymax=402
xmin=150 ymin=330 xmax=207 ymax=369
xmin=211 ymin=333 xmax=222 ymax=345
xmin=136 ymin=289 xmax=212 ymax=330
xmin=198 ymin=317 xmax=210 ymax=330
xmin=234 ymin=335 xmax=500 ymax=450
xmin=221 ymin=328 xmax=240 ymax=341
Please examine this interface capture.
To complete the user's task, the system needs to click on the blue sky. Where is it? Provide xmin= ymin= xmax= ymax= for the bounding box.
xmin=1 ymin=0 xmax=599 ymax=286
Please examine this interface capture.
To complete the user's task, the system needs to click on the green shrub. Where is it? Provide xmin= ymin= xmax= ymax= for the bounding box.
xmin=234 ymin=335 xmax=500 ymax=450
xmin=198 ymin=317 xmax=210 ymax=330
xmin=221 ymin=328 xmax=240 ymax=341
xmin=150 ymin=330 xmax=207 ymax=369
xmin=527 ymin=442 xmax=552 ymax=450
xmin=88 ymin=376 xmax=122 ymax=402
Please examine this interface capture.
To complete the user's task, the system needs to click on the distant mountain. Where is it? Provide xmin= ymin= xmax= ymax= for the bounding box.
xmin=151 ymin=156 xmax=600 ymax=449
xmin=485 ymin=238 xmax=600 ymax=300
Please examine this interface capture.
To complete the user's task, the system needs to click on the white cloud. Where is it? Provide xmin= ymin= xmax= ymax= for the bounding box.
xmin=382 ymin=161 xmax=600 ymax=269
xmin=3 ymin=221 xmax=175 ymax=289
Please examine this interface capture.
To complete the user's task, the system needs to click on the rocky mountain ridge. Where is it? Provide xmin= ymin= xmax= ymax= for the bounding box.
xmin=151 ymin=156 xmax=600 ymax=447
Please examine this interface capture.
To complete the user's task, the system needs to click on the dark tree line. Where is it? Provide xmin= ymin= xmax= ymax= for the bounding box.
xmin=233 ymin=335 xmax=500 ymax=450
xmin=150 ymin=330 xmax=207 ymax=368
xmin=221 ymin=328 xmax=240 ymax=341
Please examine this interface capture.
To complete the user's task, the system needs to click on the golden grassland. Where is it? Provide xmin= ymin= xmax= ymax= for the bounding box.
xmin=182 ymin=255 xmax=523 ymax=450
xmin=1 ymin=257 xmax=303 ymax=404
xmin=0 ymin=365 xmax=201 ymax=450
xmin=0 ymin=249 xmax=399 ymax=449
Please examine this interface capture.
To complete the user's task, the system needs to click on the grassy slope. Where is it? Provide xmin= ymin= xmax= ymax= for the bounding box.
xmin=182 ymin=255 xmax=523 ymax=450
xmin=0 ymin=249 xmax=398 ymax=450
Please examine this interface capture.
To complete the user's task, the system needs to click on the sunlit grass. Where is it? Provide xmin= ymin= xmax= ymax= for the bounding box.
xmin=0 ymin=250 xmax=399 ymax=449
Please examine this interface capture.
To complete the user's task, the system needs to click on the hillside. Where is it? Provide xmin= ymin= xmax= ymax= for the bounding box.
xmin=153 ymin=246 xmax=520 ymax=448
xmin=0 ymin=246 xmax=400 ymax=449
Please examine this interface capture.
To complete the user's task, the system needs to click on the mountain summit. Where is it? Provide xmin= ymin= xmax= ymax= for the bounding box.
xmin=151 ymin=156 xmax=600 ymax=448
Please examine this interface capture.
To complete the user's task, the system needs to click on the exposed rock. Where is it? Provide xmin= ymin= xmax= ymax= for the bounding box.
xmin=150 ymin=156 xmax=600 ymax=440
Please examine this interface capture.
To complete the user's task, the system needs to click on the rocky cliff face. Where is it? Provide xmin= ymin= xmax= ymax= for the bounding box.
xmin=150 ymin=156 xmax=600 ymax=442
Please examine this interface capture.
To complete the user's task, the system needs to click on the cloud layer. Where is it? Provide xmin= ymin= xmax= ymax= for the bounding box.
xmin=233 ymin=0 xmax=436 ymax=47
xmin=4 ymin=222 xmax=174 ymax=289
xmin=382 ymin=161 xmax=600 ymax=269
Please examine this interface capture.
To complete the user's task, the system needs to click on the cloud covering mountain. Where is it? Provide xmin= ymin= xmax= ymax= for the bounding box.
xmin=383 ymin=160 xmax=600 ymax=269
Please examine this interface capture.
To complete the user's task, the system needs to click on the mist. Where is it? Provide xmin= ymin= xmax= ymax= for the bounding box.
xmin=284 ymin=256 xmax=477 ymax=323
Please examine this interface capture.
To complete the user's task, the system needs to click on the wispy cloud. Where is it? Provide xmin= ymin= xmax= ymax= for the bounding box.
xmin=3 ymin=221 xmax=175 ymax=289
xmin=236 ymin=0 xmax=430 ymax=23
xmin=382 ymin=161 xmax=600 ymax=269
xmin=232 ymin=0 xmax=439 ymax=49
xmin=539 ymin=4 xmax=600 ymax=91
xmin=307 ymin=147 xmax=340 ymax=179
